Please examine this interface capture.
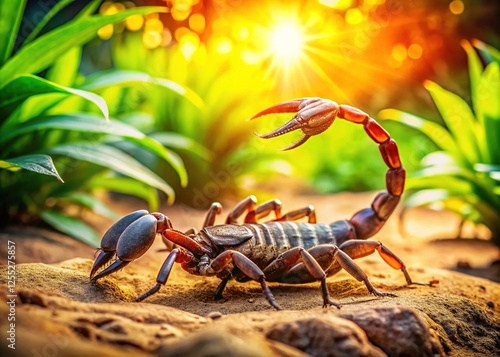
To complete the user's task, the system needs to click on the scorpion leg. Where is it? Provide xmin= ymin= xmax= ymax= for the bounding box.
xmin=336 ymin=240 xmax=429 ymax=286
xmin=136 ymin=248 xmax=181 ymax=302
xmin=226 ymin=195 xmax=257 ymax=224
xmin=203 ymin=202 xmax=223 ymax=227
xmin=263 ymin=246 xmax=341 ymax=308
xmin=275 ymin=205 xmax=317 ymax=224
xmin=210 ymin=250 xmax=282 ymax=310
xmin=244 ymin=199 xmax=283 ymax=223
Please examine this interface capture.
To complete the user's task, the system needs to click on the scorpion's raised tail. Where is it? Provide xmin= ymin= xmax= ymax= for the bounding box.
xmin=252 ymin=97 xmax=405 ymax=240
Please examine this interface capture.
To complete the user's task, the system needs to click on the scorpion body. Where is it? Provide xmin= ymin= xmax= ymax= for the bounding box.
xmin=90 ymin=97 xmax=429 ymax=310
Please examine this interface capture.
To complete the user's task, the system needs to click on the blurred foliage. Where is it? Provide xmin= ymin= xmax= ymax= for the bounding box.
xmin=380 ymin=40 xmax=500 ymax=245
xmin=78 ymin=0 xmax=499 ymax=204
xmin=0 ymin=1 xmax=201 ymax=245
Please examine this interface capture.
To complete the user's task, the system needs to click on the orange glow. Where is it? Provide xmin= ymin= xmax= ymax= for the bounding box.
xmin=392 ymin=44 xmax=407 ymax=62
xmin=449 ymin=0 xmax=464 ymax=15
xmin=408 ymin=44 xmax=423 ymax=59
xmin=189 ymin=13 xmax=206 ymax=34
xmin=318 ymin=0 xmax=353 ymax=9
xmin=145 ymin=18 xmax=163 ymax=33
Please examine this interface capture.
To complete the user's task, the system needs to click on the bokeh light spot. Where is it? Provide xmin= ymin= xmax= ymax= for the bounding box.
xmin=345 ymin=8 xmax=363 ymax=24
xmin=319 ymin=0 xmax=353 ymax=10
xmin=449 ymin=0 xmax=464 ymax=15
xmin=189 ymin=13 xmax=206 ymax=34
xmin=179 ymin=32 xmax=200 ymax=59
xmin=143 ymin=30 xmax=162 ymax=49
xmin=408 ymin=44 xmax=423 ymax=59
xmin=215 ymin=37 xmax=233 ymax=55
xmin=392 ymin=44 xmax=407 ymax=62
xmin=125 ymin=15 xmax=144 ymax=32
xmin=97 ymin=24 xmax=114 ymax=40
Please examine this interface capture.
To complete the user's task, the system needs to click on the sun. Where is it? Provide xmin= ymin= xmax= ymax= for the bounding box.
xmin=269 ymin=21 xmax=305 ymax=64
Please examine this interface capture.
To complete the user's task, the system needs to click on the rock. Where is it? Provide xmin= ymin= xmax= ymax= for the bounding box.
xmin=339 ymin=306 xmax=445 ymax=357
xmin=266 ymin=316 xmax=386 ymax=357
xmin=158 ymin=329 xmax=308 ymax=357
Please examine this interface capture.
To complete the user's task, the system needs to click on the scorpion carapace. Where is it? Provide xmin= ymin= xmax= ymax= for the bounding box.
xmin=90 ymin=97 xmax=429 ymax=310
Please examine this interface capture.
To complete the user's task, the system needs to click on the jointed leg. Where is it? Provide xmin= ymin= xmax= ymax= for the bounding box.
xmin=337 ymin=240 xmax=429 ymax=286
xmin=209 ymin=250 xmax=281 ymax=310
xmin=275 ymin=205 xmax=317 ymax=223
xmin=263 ymin=245 xmax=341 ymax=308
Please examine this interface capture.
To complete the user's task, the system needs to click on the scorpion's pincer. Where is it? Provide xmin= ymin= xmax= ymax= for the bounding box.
xmin=249 ymin=97 xmax=339 ymax=150
xmin=90 ymin=210 xmax=158 ymax=281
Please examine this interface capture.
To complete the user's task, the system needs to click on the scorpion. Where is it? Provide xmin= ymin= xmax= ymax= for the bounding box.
xmin=90 ymin=97 xmax=429 ymax=310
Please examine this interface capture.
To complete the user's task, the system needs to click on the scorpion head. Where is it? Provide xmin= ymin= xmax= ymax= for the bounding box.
xmin=250 ymin=97 xmax=339 ymax=150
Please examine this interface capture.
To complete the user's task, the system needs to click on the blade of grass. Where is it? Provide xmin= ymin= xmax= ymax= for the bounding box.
xmin=424 ymin=81 xmax=480 ymax=165
xmin=40 ymin=210 xmax=101 ymax=247
xmin=80 ymin=70 xmax=205 ymax=110
xmin=379 ymin=109 xmax=466 ymax=166
xmin=21 ymin=0 xmax=75 ymax=47
xmin=0 ymin=75 xmax=108 ymax=121
xmin=47 ymin=142 xmax=175 ymax=203
xmin=0 ymin=113 xmax=187 ymax=186
xmin=86 ymin=176 xmax=159 ymax=211
xmin=56 ymin=192 xmax=120 ymax=220
xmin=0 ymin=0 xmax=26 ymax=66
xmin=0 ymin=6 xmax=168 ymax=86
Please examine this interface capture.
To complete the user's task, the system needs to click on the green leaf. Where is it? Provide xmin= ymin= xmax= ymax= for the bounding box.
xmin=40 ymin=210 xmax=100 ymax=247
xmin=473 ymin=39 xmax=500 ymax=65
xmin=0 ymin=75 xmax=108 ymax=120
xmin=81 ymin=70 xmax=205 ymax=110
xmin=0 ymin=0 xmax=26 ymax=66
xmin=0 ymin=154 xmax=63 ymax=182
xmin=0 ymin=6 xmax=168 ymax=86
xmin=150 ymin=132 xmax=213 ymax=161
xmin=21 ymin=0 xmax=75 ymax=47
xmin=379 ymin=109 xmax=465 ymax=165
xmin=475 ymin=62 xmax=500 ymax=164
xmin=56 ymin=192 xmax=119 ymax=220
xmin=74 ymin=0 xmax=102 ymax=20
xmin=424 ymin=80 xmax=480 ymax=164
xmin=47 ymin=142 xmax=176 ymax=203
xmin=46 ymin=46 xmax=82 ymax=86
xmin=0 ymin=113 xmax=187 ymax=186
xmin=86 ymin=176 xmax=159 ymax=211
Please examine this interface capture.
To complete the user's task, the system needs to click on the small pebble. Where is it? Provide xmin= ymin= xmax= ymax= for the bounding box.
xmin=457 ymin=260 xmax=471 ymax=269
xmin=206 ymin=311 xmax=223 ymax=320
xmin=248 ymin=298 xmax=255 ymax=303
xmin=479 ymin=285 xmax=486 ymax=292
xmin=486 ymin=301 xmax=494 ymax=309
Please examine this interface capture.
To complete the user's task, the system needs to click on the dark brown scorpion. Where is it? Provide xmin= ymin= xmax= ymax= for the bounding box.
xmin=90 ymin=97 xmax=429 ymax=310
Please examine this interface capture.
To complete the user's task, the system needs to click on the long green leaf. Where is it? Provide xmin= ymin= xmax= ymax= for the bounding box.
xmin=55 ymin=192 xmax=119 ymax=220
xmin=0 ymin=113 xmax=187 ymax=186
xmin=424 ymin=80 xmax=480 ymax=165
xmin=475 ymin=62 xmax=500 ymax=164
xmin=46 ymin=46 xmax=82 ymax=86
xmin=0 ymin=75 xmax=108 ymax=120
xmin=0 ymin=0 xmax=26 ymax=66
xmin=21 ymin=0 xmax=75 ymax=47
xmin=0 ymin=6 xmax=168 ymax=86
xmin=80 ymin=70 xmax=205 ymax=110
xmin=86 ymin=176 xmax=159 ymax=211
xmin=473 ymin=39 xmax=500 ymax=65
xmin=40 ymin=210 xmax=100 ymax=247
xmin=47 ymin=142 xmax=175 ymax=203
xmin=378 ymin=109 xmax=466 ymax=166
xmin=150 ymin=132 xmax=213 ymax=161
xmin=0 ymin=154 xmax=63 ymax=182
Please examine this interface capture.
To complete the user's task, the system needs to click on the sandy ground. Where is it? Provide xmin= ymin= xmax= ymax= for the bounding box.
xmin=0 ymin=192 xmax=499 ymax=356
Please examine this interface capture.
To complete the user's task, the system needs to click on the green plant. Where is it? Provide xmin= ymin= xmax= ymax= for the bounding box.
xmin=379 ymin=40 xmax=500 ymax=245
xmin=0 ymin=1 xmax=200 ymax=246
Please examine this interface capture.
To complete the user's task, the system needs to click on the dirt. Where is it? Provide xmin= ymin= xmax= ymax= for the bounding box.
xmin=0 ymin=192 xmax=499 ymax=356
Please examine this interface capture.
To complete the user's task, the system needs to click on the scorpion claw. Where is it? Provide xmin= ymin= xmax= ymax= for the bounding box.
xmin=251 ymin=97 xmax=339 ymax=149
xmin=90 ymin=250 xmax=115 ymax=280
xmin=91 ymin=259 xmax=130 ymax=282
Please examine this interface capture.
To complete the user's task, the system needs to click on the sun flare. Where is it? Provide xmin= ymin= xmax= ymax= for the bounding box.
xmin=269 ymin=21 xmax=305 ymax=63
